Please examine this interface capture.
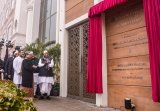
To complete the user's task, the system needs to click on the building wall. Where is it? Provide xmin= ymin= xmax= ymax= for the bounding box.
xmin=25 ymin=0 xmax=41 ymax=44
xmin=0 ymin=0 xmax=41 ymax=58
xmin=106 ymin=1 xmax=160 ymax=110
xmin=0 ymin=0 xmax=16 ymax=58
xmin=14 ymin=0 xmax=27 ymax=35
xmin=65 ymin=0 xmax=94 ymax=23
xmin=0 ymin=0 xmax=15 ymax=40
xmin=60 ymin=0 xmax=108 ymax=107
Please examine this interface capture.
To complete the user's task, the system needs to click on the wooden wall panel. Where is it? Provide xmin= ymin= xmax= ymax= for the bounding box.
xmin=106 ymin=0 xmax=160 ymax=110
xmin=108 ymin=55 xmax=151 ymax=86
xmin=106 ymin=2 xmax=145 ymax=36
xmin=108 ymin=85 xmax=160 ymax=111
xmin=65 ymin=0 xmax=94 ymax=23
xmin=107 ymin=28 xmax=148 ymax=59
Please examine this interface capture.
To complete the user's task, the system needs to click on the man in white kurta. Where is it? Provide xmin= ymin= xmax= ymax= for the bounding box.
xmin=38 ymin=51 xmax=54 ymax=100
xmin=13 ymin=51 xmax=24 ymax=88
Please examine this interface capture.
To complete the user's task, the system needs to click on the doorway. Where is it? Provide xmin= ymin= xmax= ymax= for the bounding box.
xmin=67 ymin=22 xmax=96 ymax=103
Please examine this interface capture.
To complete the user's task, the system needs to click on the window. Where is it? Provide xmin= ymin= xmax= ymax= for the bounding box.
xmin=50 ymin=14 xmax=56 ymax=41
xmin=39 ymin=0 xmax=57 ymax=43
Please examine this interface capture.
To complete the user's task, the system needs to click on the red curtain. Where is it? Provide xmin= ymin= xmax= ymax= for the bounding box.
xmin=86 ymin=0 xmax=128 ymax=93
xmin=143 ymin=0 xmax=160 ymax=102
xmin=89 ymin=0 xmax=127 ymax=17
xmin=86 ymin=15 xmax=102 ymax=93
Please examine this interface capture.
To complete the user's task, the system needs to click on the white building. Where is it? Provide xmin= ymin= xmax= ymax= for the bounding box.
xmin=0 ymin=0 xmax=59 ymax=58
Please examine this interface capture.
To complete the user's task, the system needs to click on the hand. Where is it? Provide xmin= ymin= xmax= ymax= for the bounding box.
xmin=8 ymin=75 xmax=11 ymax=78
xmin=45 ymin=61 xmax=48 ymax=64
xmin=5 ymin=73 xmax=8 ymax=76
xmin=32 ymin=65 xmax=37 ymax=69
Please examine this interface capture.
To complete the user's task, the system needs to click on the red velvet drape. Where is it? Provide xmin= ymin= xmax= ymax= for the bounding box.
xmin=89 ymin=0 xmax=127 ymax=17
xmin=143 ymin=0 xmax=160 ymax=102
xmin=86 ymin=0 xmax=128 ymax=93
xmin=86 ymin=15 xmax=102 ymax=93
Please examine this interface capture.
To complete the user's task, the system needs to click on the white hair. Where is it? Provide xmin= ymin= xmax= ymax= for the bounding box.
xmin=29 ymin=51 xmax=33 ymax=55
xmin=43 ymin=50 xmax=48 ymax=54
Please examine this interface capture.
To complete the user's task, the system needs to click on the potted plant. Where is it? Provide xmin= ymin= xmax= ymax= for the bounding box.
xmin=23 ymin=39 xmax=45 ymax=58
xmin=0 ymin=80 xmax=37 ymax=111
xmin=53 ymin=83 xmax=60 ymax=96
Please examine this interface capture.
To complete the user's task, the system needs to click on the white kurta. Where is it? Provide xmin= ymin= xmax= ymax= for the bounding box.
xmin=38 ymin=58 xmax=54 ymax=95
xmin=13 ymin=56 xmax=24 ymax=85
xmin=38 ymin=59 xmax=54 ymax=84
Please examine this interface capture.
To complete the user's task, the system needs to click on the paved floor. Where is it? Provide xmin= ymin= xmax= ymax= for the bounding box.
xmin=34 ymin=97 xmax=121 ymax=111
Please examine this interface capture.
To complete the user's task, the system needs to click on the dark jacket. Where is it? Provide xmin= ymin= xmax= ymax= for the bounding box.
xmin=0 ymin=59 xmax=4 ymax=70
xmin=32 ymin=57 xmax=39 ymax=73
xmin=22 ymin=59 xmax=34 ymax=88
xmin=5 ymin=57 xmax=14 ymax=80
xmin=39 ymin=58 xmax=53 ymax=77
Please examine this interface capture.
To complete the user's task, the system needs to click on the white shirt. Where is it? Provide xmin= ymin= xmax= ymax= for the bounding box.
xmin=13 ymin=56 xmax=24 ymax=84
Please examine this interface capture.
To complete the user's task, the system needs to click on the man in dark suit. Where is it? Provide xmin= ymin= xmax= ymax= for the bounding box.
xmin=4 ymin=52 xmax=14 ymax=80
xmin=0 ymin=58 xmax=4 ymax=79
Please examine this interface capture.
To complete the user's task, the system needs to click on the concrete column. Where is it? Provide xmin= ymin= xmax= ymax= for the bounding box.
xmin=94 ymin=0 xmax=103 ymax=4
xmin=26 ymin=4 xmax=33 ymax=44
xmin=31 ymin=0 xmax=41 ymax=42
xmin=56 ymin=0 xmax=60 ymax=43
xmin=96 ymin=14 xmax=108 ymax=107
xmin=59 ymin=0 xmax=68 ymax=97
xmin=94 ymin=0 xmax=108 ymax=107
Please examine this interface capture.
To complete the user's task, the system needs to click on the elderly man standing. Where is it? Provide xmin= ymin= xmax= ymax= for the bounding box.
xmin=13 ymin=51 xmax=25 ymax=88
xmin=38 ymin=50 xmax=54 ymax=100
xmin=21 ymin=51 xmax=37 ymax=97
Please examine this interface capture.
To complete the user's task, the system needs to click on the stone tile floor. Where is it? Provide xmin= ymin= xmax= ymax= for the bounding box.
xmin=34 ymin=97 xmax=121 ymax=111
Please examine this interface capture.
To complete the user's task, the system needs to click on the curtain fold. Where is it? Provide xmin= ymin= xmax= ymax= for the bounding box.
xmin=89 ymin=0 xmax=127 ymax=17
xmin=87 ymin=0 xmax=128 ymax=93
xmin=86 ymin=15 xmax=102 ymax=93
xmin=143 ymin=0 xmax=160 ymax=102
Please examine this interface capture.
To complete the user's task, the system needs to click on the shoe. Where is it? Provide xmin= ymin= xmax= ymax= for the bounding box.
xmin=34 ymin=95 xmax=38 ymax=98
xmin=43 ymin=93 xmax=47 ymax=96
xmin=39 ymin=96 xmax=44 ymax=100
xmin=46 ymin=96 xmax=51 ymax=100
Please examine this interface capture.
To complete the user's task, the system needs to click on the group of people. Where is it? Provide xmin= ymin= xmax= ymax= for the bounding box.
xmin=1 ymin=50 xmax=54 ymax=100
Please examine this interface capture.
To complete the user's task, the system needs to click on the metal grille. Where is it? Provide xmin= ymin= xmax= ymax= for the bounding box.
xmin=82 ymin=23 xmax=96 ymax=99
xmin=68 ymin=27 xmax=80 ymax=96
xmin=68 ymin=22 xmax=95 ymax=102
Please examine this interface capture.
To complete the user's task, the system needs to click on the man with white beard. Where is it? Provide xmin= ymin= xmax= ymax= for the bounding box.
xmin=38 ymin=50 xmax=54 ymax=100
xmin=13 ymin=50 xmax=25 ymax=88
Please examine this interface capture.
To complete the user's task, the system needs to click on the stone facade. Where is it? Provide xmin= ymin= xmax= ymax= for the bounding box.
xmin=0 ymin=0 xmax=41 ymax=58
